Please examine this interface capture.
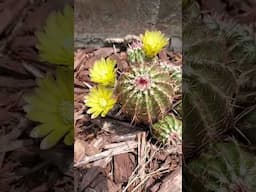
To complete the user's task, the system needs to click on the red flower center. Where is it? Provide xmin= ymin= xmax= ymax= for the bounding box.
xmin=135 ymin=76 xmax=151 ymax=91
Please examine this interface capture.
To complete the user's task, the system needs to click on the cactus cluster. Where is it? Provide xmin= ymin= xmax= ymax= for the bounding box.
xmin=116 ymin=61 xmax=174 ymax=124
xmin=83 ymin=30 xmax=181 ymax=143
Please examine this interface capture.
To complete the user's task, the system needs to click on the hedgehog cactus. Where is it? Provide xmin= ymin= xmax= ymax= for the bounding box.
xmin=186 ymin=141 xmax=256 ymax=192
xmin=116 ymin=61 xmax=174 ymax=124
xmin=152 ymin=114 xmax=182 ymax=144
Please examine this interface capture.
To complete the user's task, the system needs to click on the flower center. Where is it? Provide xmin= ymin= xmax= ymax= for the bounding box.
xmin=99 ymin=98 xmax=107 ymax=107
xmin=135 ymin=76 xmax=151 ymax=91
xmin=59 ymin=100 xmax=73 ymax=125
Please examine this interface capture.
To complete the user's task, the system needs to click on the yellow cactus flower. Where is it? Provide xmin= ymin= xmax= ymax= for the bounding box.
xmin=85 ymin=86 xmax=116 ymax=119
xmin=89 ymin=58 xmax=116 ymax=86
xmin=36 ymin=5 xmax=73 ymax=66
xmin=24 ymin=69 xmax=73 ymax=149
xmin=141 ymin=30 xmax=169 ymax=58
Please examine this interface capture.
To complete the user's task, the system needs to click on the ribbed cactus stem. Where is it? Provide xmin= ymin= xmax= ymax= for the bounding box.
xmin=117 ymin=62 xmax=174 ymax=124
xmin=127 ymin=40 xmax=145 ymax=64
xmin=152 ymin=114 xmax=182 ymax=144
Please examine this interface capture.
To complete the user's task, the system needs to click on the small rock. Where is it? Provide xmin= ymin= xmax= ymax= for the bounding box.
xmin=169 ymin=36 xmax=182 ymax=53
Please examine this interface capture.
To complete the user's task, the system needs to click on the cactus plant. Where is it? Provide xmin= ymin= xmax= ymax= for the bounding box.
xmin=127 ymin=40 xmax=145 ymax=64
xmin=186 ymin=140 xmax=256 ymax=192
xmin=116 ymin=61 xmax=174 ymax=124
xmin=182 ymin=2 xmax=238 ymax=158
xmin=152 ymin=114 xmax=182 ymax=144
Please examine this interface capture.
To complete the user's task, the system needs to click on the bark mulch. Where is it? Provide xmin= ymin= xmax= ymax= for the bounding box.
xmin=74 ymin=46 xmax=182 ymax=192
xmin=0 ymin=1 xmax=73 ymax=191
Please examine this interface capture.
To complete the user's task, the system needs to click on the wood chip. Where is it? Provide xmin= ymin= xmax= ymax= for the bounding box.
xmin=158 ymin=167 xmax=182 ymax=192
xmin=74 ymin=139 xmax=86 ymax=163
xmin=0 ymin=0 xmax=28 ymax=35
xmin=113 ymin=153 xmax=136 ymax=183
xmin=75 ymin=141 xmax=137 ymax=167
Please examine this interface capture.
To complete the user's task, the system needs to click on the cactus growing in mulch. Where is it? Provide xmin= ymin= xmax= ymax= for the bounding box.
xmin=116 ymin=61 xmax=174 ymax=124
xmin=83 ymin=30 xmax=182 ymax=144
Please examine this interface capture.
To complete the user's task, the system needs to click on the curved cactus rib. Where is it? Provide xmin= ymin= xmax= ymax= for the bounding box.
xmin=131 ymin=92 xmax=142 ymax=124
xmin=145 ymin=91 xmax=153 ymax=124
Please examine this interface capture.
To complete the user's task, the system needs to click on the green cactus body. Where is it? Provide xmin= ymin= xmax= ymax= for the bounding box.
xmin=152 ymin=115 xmax=182 ymax=144
xmin=116 ymin=62 xmax=174 ymax=124
xmin=186 ymin=141 xmax=256 ymax=192
xmin=127 ymin=48 xmax=145 ymax=64
xmin=127 ymin=40 xmax=145 ymax=64
xmin=183 ymin=3 xmax=237 ymax=158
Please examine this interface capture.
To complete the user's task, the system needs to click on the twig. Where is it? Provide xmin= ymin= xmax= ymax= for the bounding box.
xmin=75 ymin=142 xmax=137 ymax=167
xmin=104 ymin=141 xmax=137 ymax=149
xmin=22 ymin=62 xmax=44 ymax=78
xmin=137 ymin=132 xmax=147 ymax=191
xmin=111 ymin=133 xmax=137 ymax=143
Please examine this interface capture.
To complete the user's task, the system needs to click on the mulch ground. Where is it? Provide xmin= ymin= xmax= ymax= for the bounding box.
xmin=0 ymin=1 xmax=73 ymax=192
xmin=74 ymin=46 xmax=182 ymax=192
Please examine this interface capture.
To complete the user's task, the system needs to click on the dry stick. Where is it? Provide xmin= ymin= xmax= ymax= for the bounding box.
xmin=75 ymin=142 xmax=137 ymax=167
xmin=111 ymin=133 xmax=137 ymax=143
xmin=131 ymin=166 xmax=172 ymax=192
xmin=22 ymin=62 xmax=44 ymax=78
xmin=83 ymin=82 xmax=93 ymax=89
xmin=122 ymin=140 xmax=162 ymax=192
xmin=104 ymin=141 xmax=137 ymax=149
xmin=137 ymin=132 xmax=147 ymax=192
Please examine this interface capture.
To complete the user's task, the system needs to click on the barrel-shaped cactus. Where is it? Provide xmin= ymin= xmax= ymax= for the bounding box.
xmin=186 ymin=141 xmax=256 ymax=192
xmin=152 ymin=114 xmax=182 ymax=144
xmin=116 ymin=61 xmax=174 ymax=124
